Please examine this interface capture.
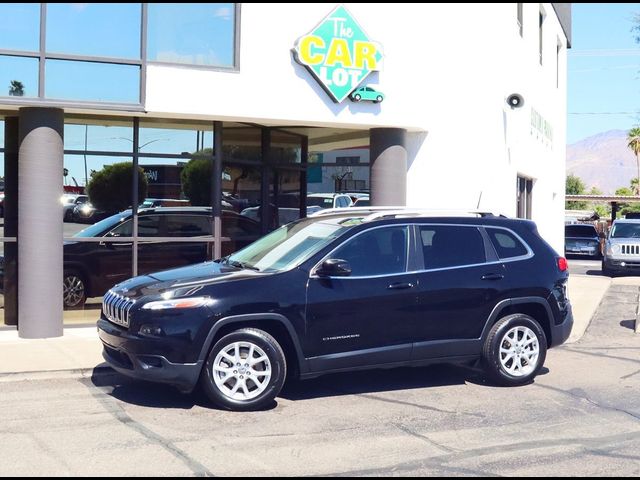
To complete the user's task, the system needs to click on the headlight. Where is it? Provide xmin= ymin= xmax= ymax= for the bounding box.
xmin=81 ymin=205 xmax=92 ymax=214
xmin=606 ymin=243 xmax=619 ymax=256
xmin=141 ymin=296 xmax=213 ymax=311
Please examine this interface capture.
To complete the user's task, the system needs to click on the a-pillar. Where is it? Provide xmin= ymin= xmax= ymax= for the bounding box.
xmin=18 ymin=107 xmax=64 ymax=338
xmin=369 ymin=128 xmax=407 ymax=206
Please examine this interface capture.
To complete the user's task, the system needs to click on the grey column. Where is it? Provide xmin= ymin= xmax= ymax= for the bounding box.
xmin=18 ymin=108 xmax=64 ymax=339
xmin=3 ymin=117 xmax=19 ymax=326
xmin=369 ymin=128 xmax=407 ymax=206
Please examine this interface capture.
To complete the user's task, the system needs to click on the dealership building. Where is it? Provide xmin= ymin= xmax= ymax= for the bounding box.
xmin=0 ymin=3 xmax=571 ymax=337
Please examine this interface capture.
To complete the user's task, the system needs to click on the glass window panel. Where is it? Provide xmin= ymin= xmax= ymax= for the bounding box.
xmin=147 ymin=3 xmax=235 ymax=67
xmin=139 ymin=120 xmax=213 ymax=155
xmin=223 ymin=126 xmax=261 ymax=164
xmin=64 ymin=119 xmax=134 ymax=153
xmin=419 ymin=226 xmax=486 ymax=269
xmin=333 ymin=226 xmax=408 ymax=276
xmin=46 ymin=60 xmax=140 ymax=103
xmin=0 ymin=4 xmax=40 ymax=52
xmin=165 ymin=215 xmax=211 ymax=237
xmin=271 ymin=131 xmax=301 ymax=164
xmin=46 ymin=3 xmax=142 ymax=59
xmin=272 ymin=168 xmax=302 ymax=228
xmin=139 ymin=157 xmax=193 ymax=206
xmin=486 ymin=228 xmax=529 ymax=259
xmin=0 ymin=55 xmax=39 ymax=98
xmin=63 ymin=155 xmax=134 ymax=234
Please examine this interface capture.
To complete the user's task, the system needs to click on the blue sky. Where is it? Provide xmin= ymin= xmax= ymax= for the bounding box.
xmin=568 ymin=3 xmax=640 ymax=144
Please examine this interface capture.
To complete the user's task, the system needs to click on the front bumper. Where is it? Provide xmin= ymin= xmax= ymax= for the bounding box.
xmin=549 ymin=302 xmax=573 ymax=348
xmin=97 ymin=318 xmax=202 ymax=393
xmin=603 ymin=256 xmax=640 ymax=272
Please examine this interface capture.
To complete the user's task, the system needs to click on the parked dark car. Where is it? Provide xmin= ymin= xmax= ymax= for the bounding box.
xmin=58 ymin=208 xmax=261 ymax=308
xmin=564 ymin=223 xmax=601 ymax=258
xmin=98 ymin=208 xmax=573 ymax=411
xmin=63 ymin=194 xmax=89 ymax=221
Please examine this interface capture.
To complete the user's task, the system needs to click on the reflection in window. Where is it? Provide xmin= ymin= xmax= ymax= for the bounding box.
xmin=46 ymin=3 xmax=142 ymax=59
xmin=333 ymin=227 xmax=408 ymax=276
xmin=147 ymin=3 xmax=236 ymax=67
xmin=64 ymin=120 xmax=134 ymax=153
xmin=0 ymin=3 xmax=40 ymax=52
xmin=46 ymin=60 xmax=140 ymax=103
xmin=0 ymin=55 xmax=38 ymax=98
xmin=139 ymin=123 xmax=213 ymax=155
xmin=140 ymin=158 xmax=189 ymax=202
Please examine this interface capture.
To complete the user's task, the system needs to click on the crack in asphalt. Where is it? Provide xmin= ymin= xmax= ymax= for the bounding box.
xmin=534 ymin=383 xmax=640 ymax=423
xmin=392 ymin=423 xmax=457 ymax=454
xmin=321 ymin=429 xmax=640 ymax=477
xmin=622 ymin=369 xmax=640 ymax=380
xmin=79 ymin=378 xmax=214 ymax=477
xmin=559 ymin=347 xmax=640 ymax=367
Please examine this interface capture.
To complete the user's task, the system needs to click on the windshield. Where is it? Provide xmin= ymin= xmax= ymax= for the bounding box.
xmin=227 ymin=216 xmax=360 ymax=272
xmin=73 ymin=211 xmax=131 ymax=238
xmin=307 ymin=197 xmax=334 ymax=208
xmin=611 ymin=223 xmax=640 ymax=239
xmin=565 ymin=225 xmax=597 ymax=238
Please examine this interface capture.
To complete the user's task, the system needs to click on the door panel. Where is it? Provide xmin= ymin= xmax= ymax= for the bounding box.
xmin=305 ymin=225 xmax=418 ymax=368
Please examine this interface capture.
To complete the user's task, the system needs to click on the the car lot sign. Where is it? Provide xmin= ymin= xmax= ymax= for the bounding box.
xmin=293 ymin=5 xmax=383 ymax=103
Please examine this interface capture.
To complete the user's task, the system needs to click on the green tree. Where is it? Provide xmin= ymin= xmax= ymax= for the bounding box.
xmin=627 ymin=128 xmax=640 ymax=194
xmin=8 ymin=80 xmax=24 ymax=97
xmin=86 ymin=162 xmax=148 ymax=213
xmin=180 ymin=156 xmax=212 ymax=206
xmin=566 ymin=174 xmax=587 ymax=209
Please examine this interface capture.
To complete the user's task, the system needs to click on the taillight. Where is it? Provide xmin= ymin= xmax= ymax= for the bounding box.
xmin=557 ymin=257 xmax=568 ymax=272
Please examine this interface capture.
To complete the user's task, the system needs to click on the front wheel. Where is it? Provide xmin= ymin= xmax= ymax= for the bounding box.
xmin=353 ymin=94 xmax=361 ymax=101
xmin=482 ymin=314 xmax=547 ymax=386
xmin=200 ymin=328 xmax=287 ymax=411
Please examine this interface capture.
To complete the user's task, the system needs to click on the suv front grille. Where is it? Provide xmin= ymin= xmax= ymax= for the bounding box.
xmin=102 ymin=290 xmax=135 ymax=328
xmin=620 ymin=244 xmax=640 ymax=255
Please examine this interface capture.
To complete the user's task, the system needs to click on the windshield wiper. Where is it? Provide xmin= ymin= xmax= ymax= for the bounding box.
xmin=224 ymin=258 xmax=260 ymax=271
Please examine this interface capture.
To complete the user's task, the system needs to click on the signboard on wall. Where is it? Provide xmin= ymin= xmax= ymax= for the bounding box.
xmin=293 ymin=5 xmax=384 ymax=103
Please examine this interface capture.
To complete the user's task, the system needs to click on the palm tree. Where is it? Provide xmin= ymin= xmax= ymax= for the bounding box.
xmin=8 ymin=80 xmax=24 ymax=97
xmin=627 ymin=127 xmax=640 ymax=195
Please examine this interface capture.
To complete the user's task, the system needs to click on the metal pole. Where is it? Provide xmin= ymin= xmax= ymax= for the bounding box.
xmin=132 ymin=118 xmax=139 ymax=277
xmin=213 ymin=121 xmax=223 ymax=259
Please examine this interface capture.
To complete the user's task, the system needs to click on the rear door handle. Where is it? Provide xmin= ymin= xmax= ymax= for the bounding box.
xmin=388 ymin=282 xmax=414 ymax=290
xmin=481 ymin=273 xmax=504 ymax=281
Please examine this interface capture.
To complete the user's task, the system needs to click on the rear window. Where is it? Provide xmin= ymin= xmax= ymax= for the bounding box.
xmin=565 ymin=225 xmax=597 ymax=238
xmin=486 ymin=228 xmax=529 ymax=259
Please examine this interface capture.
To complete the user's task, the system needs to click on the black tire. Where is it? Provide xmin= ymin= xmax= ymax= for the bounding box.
xmin=63 ymin=270 xmax=87 ymax=309
xmin=375 ymin=95 xmax=383 ymax=103
xmin=601 ymin=260 xmax=614 ymax=277
xmin=354 ymin=94 xmax=361 ymax=101
xmin=64 ymin=209 xmax=73 ymax=222
xmin=200 ymin=328 xmax=287 ymax=411
xmin=482 ymin=314 xmax=547 ymax=386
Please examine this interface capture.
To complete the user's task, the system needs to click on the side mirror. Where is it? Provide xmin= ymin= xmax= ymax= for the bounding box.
xmin=316 ymin=258 xmax=352 ymax=277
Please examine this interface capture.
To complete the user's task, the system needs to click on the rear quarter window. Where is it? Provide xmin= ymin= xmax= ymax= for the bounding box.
xmin=486 ymin=228 xmax=529 ymax=259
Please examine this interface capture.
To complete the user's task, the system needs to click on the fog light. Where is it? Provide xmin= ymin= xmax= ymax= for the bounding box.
xmin=621 ymin=262 xmax=627 ymax=267
xmin=140 ymin=325 xmax=164 ymax=336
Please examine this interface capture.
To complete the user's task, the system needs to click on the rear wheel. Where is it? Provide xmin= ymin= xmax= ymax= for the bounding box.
xmin=63 ymin=270 xmax=87 ymax=308
xmin=482 ymin=314 xmax=547 ymax=386
xmin=200 ymin=328 xmax=287 ymax=411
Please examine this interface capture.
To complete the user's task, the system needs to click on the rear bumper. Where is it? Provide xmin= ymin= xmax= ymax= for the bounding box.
xmin=549 ymin=303 xmax=573 ymax=348
xmin=98 ymin=318 xmax=202 ymax=393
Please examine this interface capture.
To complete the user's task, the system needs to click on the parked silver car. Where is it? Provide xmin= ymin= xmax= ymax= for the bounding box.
xmin=602 ymin=219 xmax=640 ymax=276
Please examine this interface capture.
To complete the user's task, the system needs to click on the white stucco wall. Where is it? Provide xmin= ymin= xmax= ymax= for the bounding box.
xmin=144 ymin=3 xmax=568 ymax=253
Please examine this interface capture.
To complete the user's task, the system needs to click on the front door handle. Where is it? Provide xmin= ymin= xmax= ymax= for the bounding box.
xmin=481 ymin=273 xmax=504 ymax=281
xmin=388 ymin=282 xmax=414 ymax=290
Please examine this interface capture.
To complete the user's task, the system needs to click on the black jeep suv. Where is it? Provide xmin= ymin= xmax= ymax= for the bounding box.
xmin=97 ymin=208 xmax=573 ymax=411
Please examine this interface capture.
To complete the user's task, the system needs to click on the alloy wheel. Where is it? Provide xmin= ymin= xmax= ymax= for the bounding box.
xmin=212 ymin=341 xmax=272 ymax=401
xmin=498 ymin=326 xmax=540 ymax=377
xmin=63 ymin=275 xmax=85 ymax=308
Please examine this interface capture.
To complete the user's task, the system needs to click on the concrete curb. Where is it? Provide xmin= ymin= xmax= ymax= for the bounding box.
xmin=0 ymin=365 xmax=115 ymax=383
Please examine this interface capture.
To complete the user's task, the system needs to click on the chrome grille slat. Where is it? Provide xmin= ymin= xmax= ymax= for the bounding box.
xmin=102 ymin=290 xmax=134 ymax=328
xmin=620 ymin=244 xmax=640 ymax=256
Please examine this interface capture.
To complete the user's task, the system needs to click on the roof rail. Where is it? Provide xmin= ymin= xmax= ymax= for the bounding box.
xmin=308 ymin=206 xmax=505 ymax=220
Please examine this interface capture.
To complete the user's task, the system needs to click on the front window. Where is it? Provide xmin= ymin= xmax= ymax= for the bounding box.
xmin=331 ymin=226 xmax=408 ymax=276
xmin=73 ymin=211 xmax=131 ymax=238
xmin=611 ymin=223 xmax=640 ymax=239
xmin=227 ymin=217 xmax=356 ymax=272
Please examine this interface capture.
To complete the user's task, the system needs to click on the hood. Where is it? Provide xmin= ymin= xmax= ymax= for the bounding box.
xmin=111 ymin=261 xmax=266 ymax=298
xmin=608 ymin=238 xmax=640 ymax=245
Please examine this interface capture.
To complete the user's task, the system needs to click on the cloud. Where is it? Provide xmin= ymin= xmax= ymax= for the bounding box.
xmin=213 ymin=6 xmax=232 ymax=20
xmin=71 ymin=3 xmax=88 ymax=12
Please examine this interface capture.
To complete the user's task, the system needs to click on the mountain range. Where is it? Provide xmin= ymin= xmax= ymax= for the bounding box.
xmin=566 ymin=129 xmax=639 ymax=194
